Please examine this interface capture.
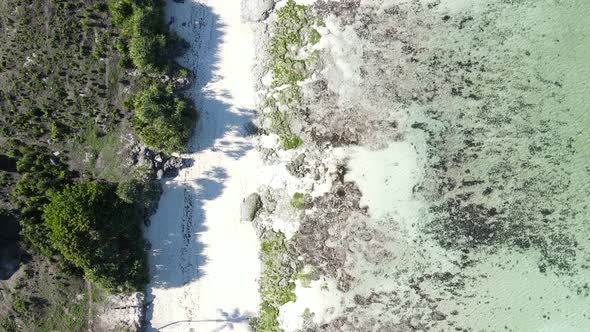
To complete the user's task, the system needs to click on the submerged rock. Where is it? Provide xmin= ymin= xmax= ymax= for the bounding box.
xmin=241 ymin=193 xmax=263 ymax=221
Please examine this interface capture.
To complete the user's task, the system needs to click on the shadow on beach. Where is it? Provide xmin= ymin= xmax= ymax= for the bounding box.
xmin=144 ymin=1 xmax=258 ymax=329
xmin=151 ymin=308 xmax=254 ymax=331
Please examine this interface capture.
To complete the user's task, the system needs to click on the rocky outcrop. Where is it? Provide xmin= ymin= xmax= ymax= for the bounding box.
xmin=128 ymin=144 xmax=187 ymax=179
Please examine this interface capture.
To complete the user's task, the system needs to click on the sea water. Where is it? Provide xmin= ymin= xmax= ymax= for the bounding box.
xmin=345 ymin=0 xmax=590 ymax=330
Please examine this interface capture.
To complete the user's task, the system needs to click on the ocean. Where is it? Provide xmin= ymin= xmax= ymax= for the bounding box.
xmin=345 ymin=0 xmax=590 ymax=330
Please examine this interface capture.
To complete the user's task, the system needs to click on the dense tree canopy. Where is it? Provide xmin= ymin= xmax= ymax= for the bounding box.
xmin=43 ymin=181 xmax=147 ymax=291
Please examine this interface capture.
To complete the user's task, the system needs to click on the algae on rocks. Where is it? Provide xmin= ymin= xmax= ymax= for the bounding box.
xmin=261 ymin=0 xmax=323 ymax=150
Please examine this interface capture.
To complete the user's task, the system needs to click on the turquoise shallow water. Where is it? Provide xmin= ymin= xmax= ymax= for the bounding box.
xmin=345 ymin=0 xmax=590 ymax=330
xmin=422 ymin=0 xmax=590 ymax=269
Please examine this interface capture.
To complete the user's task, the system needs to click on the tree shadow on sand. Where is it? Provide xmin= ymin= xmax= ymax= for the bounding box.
xmin=144 ymin=167 xmax=228 ymax=326
xmin=145 ymin=2 xmax=259 ymax=329
xmin=151 ymin=308 xmax=254 ymax=331
xmin=175 ymin=2 xmax=256 ymax=159
xmin=146 ymin=169 xmax=228 ymax=276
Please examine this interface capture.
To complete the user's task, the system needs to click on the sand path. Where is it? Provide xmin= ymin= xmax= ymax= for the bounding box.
xmin=145 ymin=1 xmax=260 ymax=331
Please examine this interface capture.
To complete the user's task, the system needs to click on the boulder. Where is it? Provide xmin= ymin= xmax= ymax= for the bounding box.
xmin=163 ymin=157 xmax=183 ymax=171
xmin=173 ymin=74 xmax=193 ymax=91
xmin=241 ymin=193 xmax=262 ymax=221
xmin=163 ymin=157 xmax=184 ymax=177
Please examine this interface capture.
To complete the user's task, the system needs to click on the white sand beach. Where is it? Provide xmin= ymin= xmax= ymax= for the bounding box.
xmin=144 ymin=0 xmax=261 ymax=331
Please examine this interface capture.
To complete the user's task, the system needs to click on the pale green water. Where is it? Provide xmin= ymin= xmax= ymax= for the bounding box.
xmin=346 ymin=0 xmax=590 ymax=330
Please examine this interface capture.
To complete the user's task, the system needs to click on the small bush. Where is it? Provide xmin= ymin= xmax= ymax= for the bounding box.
xmin=0 ymin=171 xmax=11 ymax=187
xmin=128 ymin=33 xmax=168 ymax=72
xmin=11 ymin=295 xmax=28 ymax=318
xmin=108 ymin=0 xmax=135 ymax=31
xmin=0 ymin=316 xmax=18 ymax=332
xmin=290 ymin=192 xmax=305 ymax=209
xmin=116 ymin=175 xmax=161 ymax=212
xmin=282 ymin=135 xmax=303 ymax=150
xmin=132 ymin=83 xmax=197 ymax=153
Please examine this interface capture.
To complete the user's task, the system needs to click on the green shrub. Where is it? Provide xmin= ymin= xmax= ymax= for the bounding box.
xmin=11 ymin=146 xmax=71 ymax=255
xmin=251 ymin=303 xmax=281 ymax=332
xmin=251 ymin=231 xmax=296 ymax=332
xmin=0 ymin=316 xmax=18 ymax=332
xmin=282 ymin=135 xmax=303 ymax=150
xmin=128 ymin=33 xmax=168 ymax=72
xmin=0 ymin=171 xmax=11 ymax=187
xmin=43 ymin=181 xmax=147 ymax=291
xmin=109 ymin=0 xmax=170 ymax=73
xmin=11 ymin=295 xmax=28 ymax=318
xmin=116 ymin=175 xmax=161 ymax=212
xmin=132 ymin=83 xmax=197 ymax=153
xmin=116 ymin=178 xmax=142 ymax=203
xmin=49 ymin=121 xmax=61 ymax=140
xmin=108 ymin=0 xmax=135 ymax=30
xmin=130 ymin=5 xmax=165 ymax=37
xmin=290 ymin=192 xmax=305 ymax=209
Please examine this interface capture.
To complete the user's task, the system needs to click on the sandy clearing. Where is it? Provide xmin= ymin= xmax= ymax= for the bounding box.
xmin=144 ymin=1 xmax=260 ymax=331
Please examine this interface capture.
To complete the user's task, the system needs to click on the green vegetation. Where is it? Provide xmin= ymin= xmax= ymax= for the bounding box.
xmin=264 ymin=0 xmax=321 ymax=149
xmin=308 ymin=28 xmax=321 ymax=45
xmin=70 ymin=124 xmax=132 ymax=182
xmin=250 ymin=231 xmax=297 ymax=332
xmin=249 ymin=5 xmax=322 ymax=327
xmin=117 ymin=165 xmax=162 ymax=213
xmin=108 ymin=0 xmax=170 ymax=73
xmin=0 ymin=0 xmax=186 ymax=327
xmin=108 ymin=0 xmax=198 ymax=153
xmin=301 ymin=308 xmax=312 ymax=321
xmin=132 ymin=83 xmax=197 ymax=153
xmin=0 ymin=171 xmax=11 ymax=187
xmin=0 ymin=0 xmax=127 ymax=144
xmin=8 ymin=143 xmax=156 ymax=292
xmin=43 ymin=181 xmax=147 ymax=291
xmin=290 ymin=192 xmax=305 ymax=209
xmin=0 ymin=256 xmax=104 ymax=332
xmin=270 ymin=0 xmax=315 ymax=87
xmin=3 ymin=144 xmax=151 ymax=327
xmin=10 ymin=145 xmax=71 ymax=256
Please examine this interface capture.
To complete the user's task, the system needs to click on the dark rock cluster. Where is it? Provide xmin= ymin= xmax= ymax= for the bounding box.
xmin=128 ymin=145 xmax=187 ymax=179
